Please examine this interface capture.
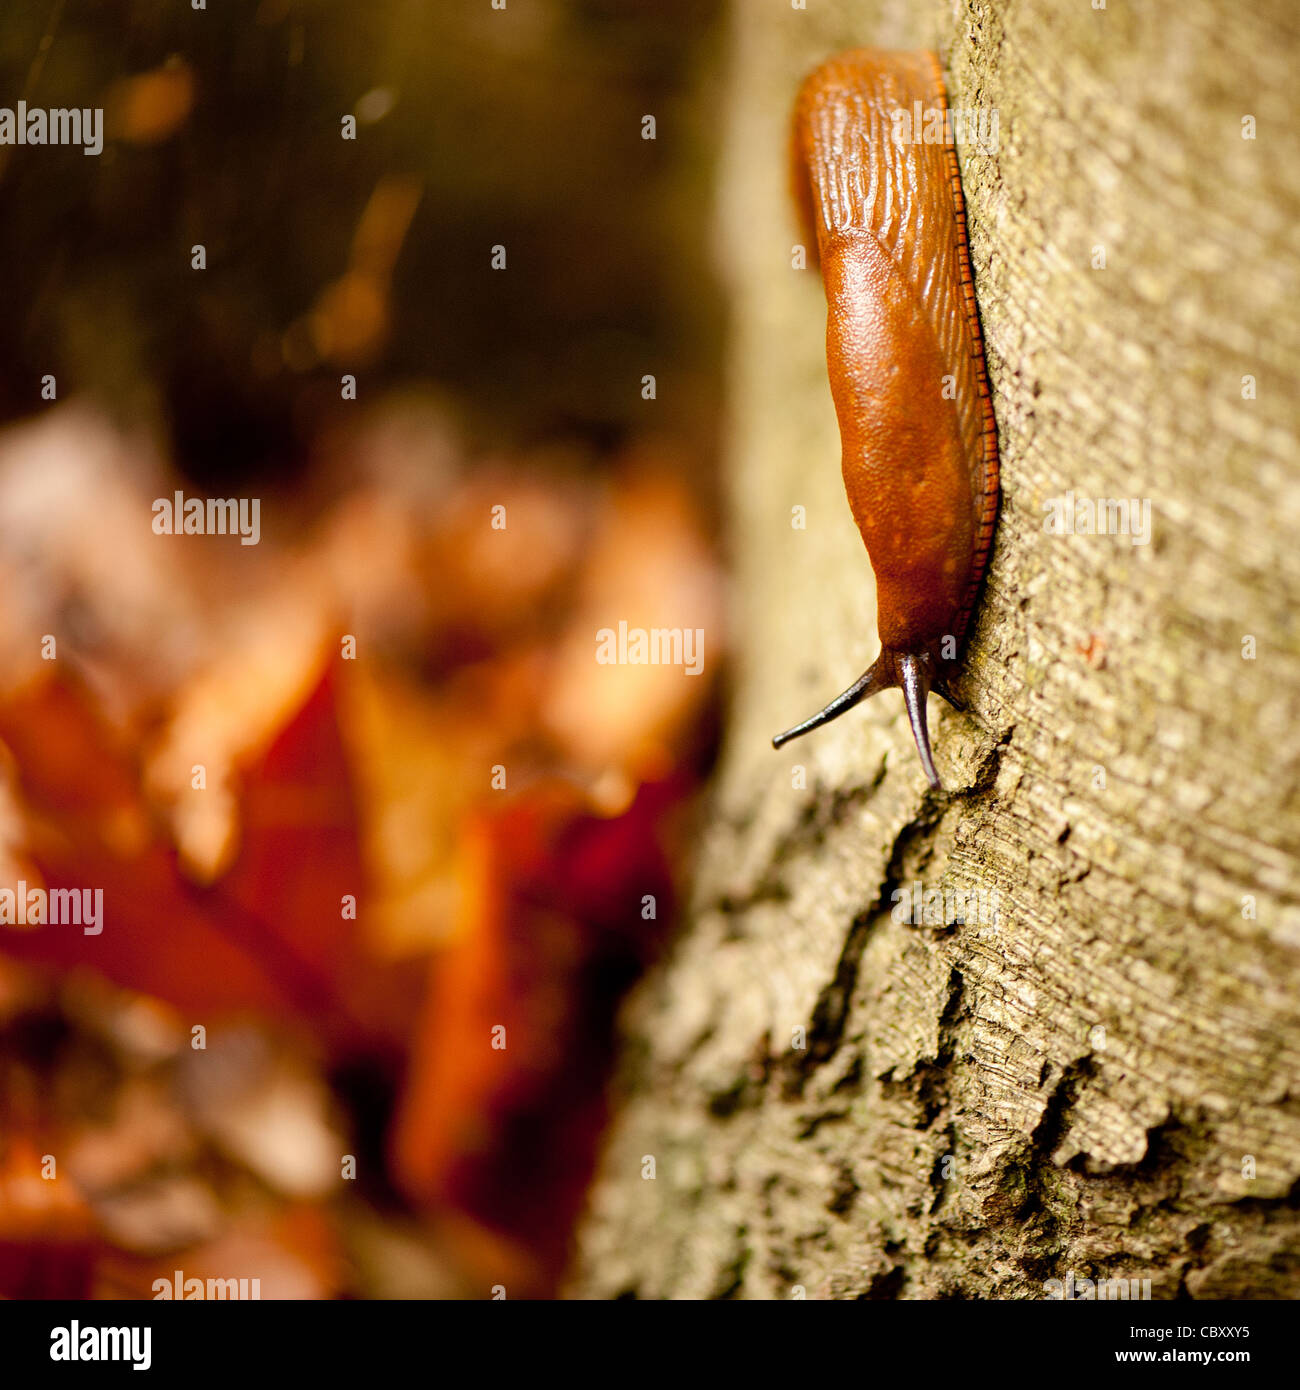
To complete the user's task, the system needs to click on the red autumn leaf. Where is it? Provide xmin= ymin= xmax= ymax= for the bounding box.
xmin=391 ymin=778 xmax=676 ymax=1283
xmin=0 ymin=665 xmax=405 ymax=1054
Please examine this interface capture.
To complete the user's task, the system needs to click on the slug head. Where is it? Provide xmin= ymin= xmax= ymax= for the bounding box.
xmin=771 ymin=648 xmax=951 ymax=790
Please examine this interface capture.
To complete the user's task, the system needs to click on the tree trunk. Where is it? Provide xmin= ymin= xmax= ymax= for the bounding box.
xmin=568 ymin=0 xmax=1300 ymax=1299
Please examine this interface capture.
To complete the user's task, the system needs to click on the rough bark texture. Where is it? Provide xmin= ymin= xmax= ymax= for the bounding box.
xmin=569 ymin=0 xmax=1300 ymax=1299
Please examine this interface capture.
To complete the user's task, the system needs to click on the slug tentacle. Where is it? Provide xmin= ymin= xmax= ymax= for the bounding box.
xmin=897 ymin=653 xmax=940 ymax=790
xmin=771 ymin=655 xmax=891 ymax=750
xmin=930 ymin=669 xmax=965 ymax=713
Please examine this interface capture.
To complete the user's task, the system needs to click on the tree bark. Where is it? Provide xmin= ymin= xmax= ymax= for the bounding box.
xmin=569 ymin=0 xmax=1300 ymax=1299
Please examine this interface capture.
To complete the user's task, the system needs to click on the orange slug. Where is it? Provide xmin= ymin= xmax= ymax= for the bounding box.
xmin=772 ymin=48 xmax=999 ymax=790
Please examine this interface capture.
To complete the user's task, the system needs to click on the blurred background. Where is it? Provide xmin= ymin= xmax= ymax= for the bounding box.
xmin=0 ymin=0 xmax=727 ymax=1298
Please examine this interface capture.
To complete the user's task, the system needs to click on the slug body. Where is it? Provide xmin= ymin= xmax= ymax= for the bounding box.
xmin=773 ymin=49 xmax=998 ymax=789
